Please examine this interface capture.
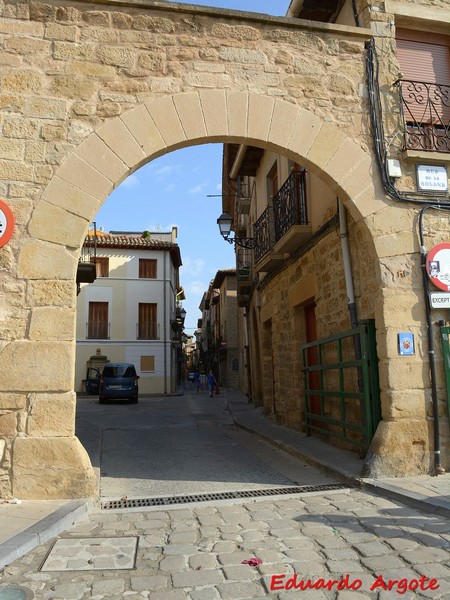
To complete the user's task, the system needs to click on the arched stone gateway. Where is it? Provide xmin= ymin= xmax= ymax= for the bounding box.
xmin=0 ymin=0 xmax=442 ymax=498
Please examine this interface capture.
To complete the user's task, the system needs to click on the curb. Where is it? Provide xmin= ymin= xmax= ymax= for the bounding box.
xmin=0 ymin=498 xmax=94 ymax=570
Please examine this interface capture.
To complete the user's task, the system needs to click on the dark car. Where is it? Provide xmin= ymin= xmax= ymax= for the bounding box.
xmin=99 ymin=362 xmax=139 ymax=404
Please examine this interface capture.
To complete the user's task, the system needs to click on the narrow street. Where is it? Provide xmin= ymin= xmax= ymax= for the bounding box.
xmin=1 ymin=389 xmax=449 ymax=599
xmin=75 ymin=387 xmax=338 ymax=500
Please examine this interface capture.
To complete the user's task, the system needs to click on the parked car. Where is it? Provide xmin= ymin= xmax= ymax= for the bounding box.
xmin=98 ymin=363 xmax=139 ymax=404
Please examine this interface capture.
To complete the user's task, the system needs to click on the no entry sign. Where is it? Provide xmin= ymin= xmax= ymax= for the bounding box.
xmin=426 ymin=242 xmax=450 ymax=292
xmin=0 ymin=199 xmax=15 ymax=248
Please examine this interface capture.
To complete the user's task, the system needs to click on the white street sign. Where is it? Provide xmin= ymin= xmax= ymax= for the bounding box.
xmin=429 ymin=292 xmax=450 ymax=309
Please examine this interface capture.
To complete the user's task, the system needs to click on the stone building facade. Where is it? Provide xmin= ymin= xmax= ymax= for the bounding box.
xmin=0 ymin=0 xmax=449 ymax=498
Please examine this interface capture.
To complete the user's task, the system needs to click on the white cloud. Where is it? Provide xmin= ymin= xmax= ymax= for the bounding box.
xmin=187 ymin=182 xmax=208 ymax=194
xmin=187 ymin=280 xmax=208 ymax=295
xmin=121 ymin=174 xmax=140 ymax=189
xmin=181 ymin=257 xmax=206 ymax=276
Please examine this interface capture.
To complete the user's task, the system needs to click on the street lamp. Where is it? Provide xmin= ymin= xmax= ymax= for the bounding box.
xmin=178 ymin=307 xmax=187 ymax=323
xmin=217 ymin=212 xmax=255 ymax=249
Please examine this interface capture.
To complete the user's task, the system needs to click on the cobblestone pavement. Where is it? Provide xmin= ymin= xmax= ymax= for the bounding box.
xmin=2 ymin=486 xmax=450 ymax=600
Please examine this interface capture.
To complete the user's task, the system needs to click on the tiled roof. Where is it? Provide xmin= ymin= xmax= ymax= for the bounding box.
xmin=83 ymin=234 xmax=182 ymax=267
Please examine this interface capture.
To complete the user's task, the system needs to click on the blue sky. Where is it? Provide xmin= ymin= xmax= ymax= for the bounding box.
xmin=93 ymin=0 xmax=291 ymax=333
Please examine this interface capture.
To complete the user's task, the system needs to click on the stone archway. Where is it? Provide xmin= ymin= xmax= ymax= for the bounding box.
xmin=0 ymin=91 xmax=384 ymax=499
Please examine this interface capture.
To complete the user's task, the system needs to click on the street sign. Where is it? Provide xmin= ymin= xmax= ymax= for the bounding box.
xmin=426 ymin=243 xmax=450 ymax=292
xmin=430 ymin=292 xmax=450 ymax=309
xmin=0 ymin=199 xmax=15 ymax=248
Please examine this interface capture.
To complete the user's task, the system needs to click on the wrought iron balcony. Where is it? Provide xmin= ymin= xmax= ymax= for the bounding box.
xmin=237 ymin=249 xmax=252 ymax=307
xmin=273 ymin=170 xmax=308 ymax=240
xmin=254 ymin=206 xmax=275 ymax=264
xmin=396 ymin=79 xmax=450 ymax=153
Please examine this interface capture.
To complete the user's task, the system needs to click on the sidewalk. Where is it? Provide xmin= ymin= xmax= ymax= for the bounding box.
xmin=1 ymin=388 xmax=450 ymax=570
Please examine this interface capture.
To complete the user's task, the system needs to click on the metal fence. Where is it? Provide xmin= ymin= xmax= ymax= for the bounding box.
xmin=301 ymin=319 xmax=381 ymax=454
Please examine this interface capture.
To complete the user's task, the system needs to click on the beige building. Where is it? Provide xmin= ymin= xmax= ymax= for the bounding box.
xmin=198 ymin=269 xmax=240 ymax=389
xmin=219 ymin=0 xmax=450 ymax=478
xmin=1 ymin=0 xmax=450 ymax=498
xmin=76 ymin=229 xmax=183 ymax=395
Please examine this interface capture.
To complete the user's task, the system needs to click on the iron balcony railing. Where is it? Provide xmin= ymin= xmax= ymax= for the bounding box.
xmin=396 ymin=79 xmax=450 ymax=153
xmin=254 ymin=205 xmax=276 ymax=263
xmin=137 ymin=322 xmax=160 ymax=340
xmin=87 ymin=321 xmax=109 ymax=339
xmin=273 ymin=170 xmax=308 ymax=241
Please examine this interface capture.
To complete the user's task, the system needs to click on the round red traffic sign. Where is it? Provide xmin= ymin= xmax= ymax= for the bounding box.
xmin=426 ymin=242 xmax=450 ymax=292
xmin=0 ymin=199 xmax=15 ymax=248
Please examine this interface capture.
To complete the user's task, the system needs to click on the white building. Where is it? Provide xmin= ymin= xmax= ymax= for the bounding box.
xmin=75 ymin=228 xmax=183 ymax=395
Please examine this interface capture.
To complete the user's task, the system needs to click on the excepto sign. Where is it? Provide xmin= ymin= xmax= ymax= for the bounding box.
xmin=426 ymin=242 xmax=450 ymax=292
xmin=0 ymin=198 xmax=15 ymax=248
xmin=430 ymin=292 xmax=450 ymax=309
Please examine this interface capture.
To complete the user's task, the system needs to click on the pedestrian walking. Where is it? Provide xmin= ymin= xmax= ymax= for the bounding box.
xmin=193 ymin=370 xmax=201 ymax=393
xmin=207 ymin=370 xmax=216 ymax=398
xmin=199 ymin=372 xmax=206 ymax=393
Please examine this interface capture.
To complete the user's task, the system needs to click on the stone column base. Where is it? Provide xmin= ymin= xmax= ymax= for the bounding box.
xmin=362 ymin=420 xmax=434 ymax=478
xmin=12 ymin=436 xmax=98 ymax=499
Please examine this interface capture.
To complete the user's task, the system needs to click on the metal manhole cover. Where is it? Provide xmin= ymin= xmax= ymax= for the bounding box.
xmin=40 ymin=537 xmax=139 ymax=571
xmin=0 ymin=588 xmax=34 ymax=600
xmin=101 ymin=483 xmax=350 ymax=509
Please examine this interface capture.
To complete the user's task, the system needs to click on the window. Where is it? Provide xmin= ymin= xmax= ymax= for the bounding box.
xmin=138 ymin=303 xmax=158 ymax=339
xmin=88 ymin=302 xmax=108 ymax=339
xmin=139 ymin=259 xmax=157 ymax=278
xmin=90 ymin=256 xmax=109 ymax=277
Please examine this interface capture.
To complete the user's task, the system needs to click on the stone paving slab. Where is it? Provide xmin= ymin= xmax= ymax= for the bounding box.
xmin=1 ymin=487 xmax=450 ymax=599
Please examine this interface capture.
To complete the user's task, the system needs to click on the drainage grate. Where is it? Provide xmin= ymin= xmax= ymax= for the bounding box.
xmin=101 ymin=483 xmax=350 ymax=510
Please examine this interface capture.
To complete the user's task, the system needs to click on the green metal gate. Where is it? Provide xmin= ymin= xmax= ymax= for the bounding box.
xmin=301 ymin=319 xmax=381 ymax=454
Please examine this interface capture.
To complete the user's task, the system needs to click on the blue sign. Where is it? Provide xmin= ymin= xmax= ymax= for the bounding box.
xmin=398 ymin=333 xmax=414 ymax=356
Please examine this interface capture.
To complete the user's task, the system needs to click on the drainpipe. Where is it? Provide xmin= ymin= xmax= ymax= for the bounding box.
xmin=338 ymin=200 xmax=364 ymax=399
xmin=229 ymin=145 xmax=247 ymax=180
xmin=163 ymin=252 xmax=167 ymax=394
xmin=338 ymin=199 xmax=358 ymax=330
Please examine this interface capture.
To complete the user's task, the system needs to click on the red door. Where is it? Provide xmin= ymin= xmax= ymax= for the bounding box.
xmin=304 ymin=302 xmax=321 ymax=427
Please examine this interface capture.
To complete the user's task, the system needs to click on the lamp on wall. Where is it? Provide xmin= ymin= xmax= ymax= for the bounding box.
xmin=217 ymin=212 xmax=254 ymax=249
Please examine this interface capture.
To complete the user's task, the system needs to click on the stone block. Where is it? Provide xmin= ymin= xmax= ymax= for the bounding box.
xmin=27 ymin=280 xmax=75 ymax=308
xmin=286 ymin=107 xmax=321 ymax=160
xmin=307 ymin=122 xmax=347 ymax=170
xmin=0 ymin=160 xmax=33 ymax=182
xmin=173 ymin=92 xmax=207 ymax=141
xmin=326 ymin=137 xmax=366 ymax=185
xmin=96 ymin=117 xmax=146 ymax=168
xmin=0 ymin=394 xmax=27 ymax=410
xmin=374 ymin=231 xmax=417 ymax=258
xmin=219 ymin=47 xmax=266 ymax=64
xmin=199 ymin=89 xmax=227 ymax=138
xmin=29 ymin=199 xmax=89 ymax=248
xmin=226 ymin=91 xmax=248 ymax=137
xmin=76 ymin=133 xmax=128 ymax=183
xmin=45 ymin=22 xmax=77 ymax=41
xmin=121 ymin=104 xmax=165 ymax=156
xmin=56 ymin=153 xmax=113 ymax=199
xmin=0 ymin=412 xmax=17 ymax=437
xmin=184 ymin=71 xmax=231 ymax=89
xmin=145 ymin=96 xmax=186 ymax=149
xmin=12 ymin=436 xmax=96 ymax=499
xmin=29 ymin=307 xmax=76 ymax=341
xmin=67 ymin=61 xmax=116 ymax=80
xmin=27 ymin=392 xmax=76 ymax=436
xmin=0 ymin=139 xmax=25 ymax=160
xmin=380 ymin=389 xmax=428 ymax=420
xmin=17 ymin=239 xmax=78 ymax=280
xmin=41 ymin=176 xmax=100 ymax=220
xmin=212 ymin=23 xmax=260 ymax=41
xmin=0 ymin=341 xmax=74 ymax=392
xmin=23 ymin=97 xmax=67 ymax=120
xmin=364 ymin=419 xmax=432 ymax=477
xmin=269 ymin=99 xmax=299 ymax=149
xmin=248 ymin=94 xmax=274 ymax=142
xmin=97 ymin=45 xmax=138 ymax=68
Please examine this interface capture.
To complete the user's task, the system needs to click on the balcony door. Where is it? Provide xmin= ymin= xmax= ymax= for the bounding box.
xmin=397 ymin=29 xmax=450 ymax=149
